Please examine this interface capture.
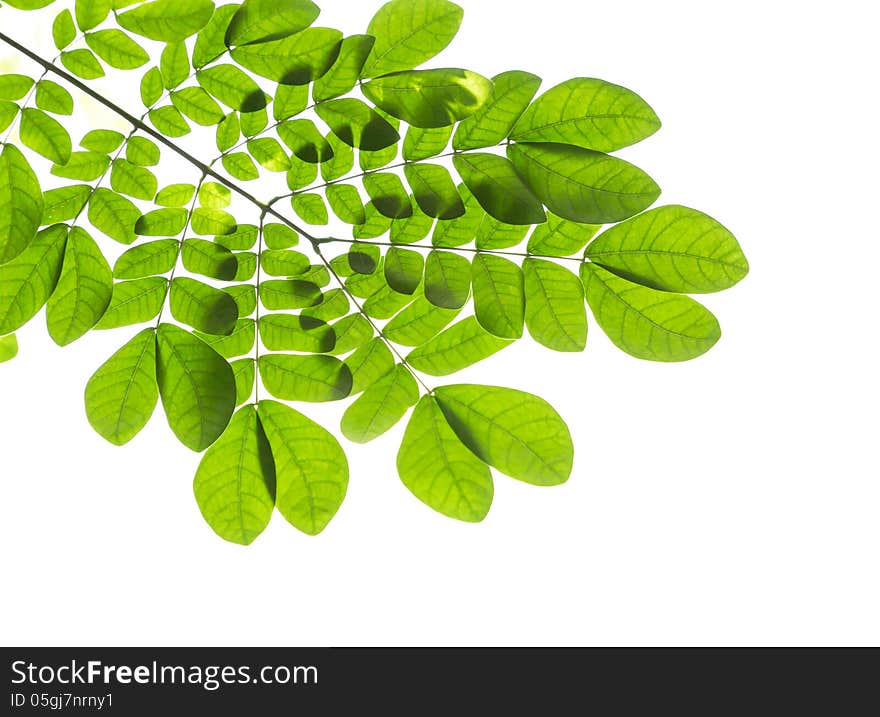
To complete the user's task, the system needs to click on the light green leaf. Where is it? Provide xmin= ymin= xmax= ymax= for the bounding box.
xmin=363 ymin=284 xmax=415 ymax=320
xmin=53 ymin=9 xmax=76 ymax=50
xmin=20 ymin=108 xmax=72 ymax=165
xmin=156 ymin=322 xmax=236 ymax=451
xmin=231 ymin=358 xmax=255 ymax=405
xmin=528 ymin=212 xmax=601 ymax=258
xmin=134 ymin=207 xmax=186 ymax=235
xmin=247 ymin=137 xmax=291 ymax=172
xmin=285 ymin=156 xmax=316 ymax=191
xmin=363 ymin=172 xmax=412 ymax=219
xmin=0 ymin=144 xmax=43 ymax=264
xmin=403 ymin=125 xmax=451 ymax=161
xmin=352 ymin=201 xmax=391 ymax=239
xmin=112 ymin=159 xmax=158 ymax=201
xmin=0 ymin=74 xmax=33 ymax=101
xmin=193 ymin=4 xmax=238 ymax=68
xmin=80 ymin=129 xmax=125 ymax=153
xmin=508 ymin=142 xmax=661 ymax=224
xmin=225 ymin=0 xmax=320 ymax=46
xmin=344 ymin=338 xmax=393 ymax=393
xmin=475 ymin=214 xmax=528 ymax=251
xmin=384 ymin=247 xmax=424 ymax=295
xmin=50 ymin=151 xmax=110 ymax=181
xmin=263 ymin=223 xmax=299 ymax=250
xmin=328 ymin=313 xmax=373 ymax=356
xmin=278 ymin=118 xmax=333 ymax=163
xmin=0 ymin=224 xmax=67 ymax=335
xmin=222 ymin=152 xmax=259 ymax=180
xmin=42 ymin=184 xmax=90 ymax=225
xmin=273 ymin=83 xmax=309 ymax=121
xmin=259 ymin=313 xmax=335 ymax=353
xmin=215 ymin=112 xmax=240 ymax=151
xmin=170 ymin=277 xmax=239 ymax=335
xmin=171 ymin=87 xmax=225 ymax=126
xmin=160 ymin=42 xmax=190 ymax=89
xmin=302 ymin=289 xmax=349 ymax=323
xmin=315 ymin=98 xmax=399 ymax=151
xmin=140 ymin=67 xmax=163 ymax=106
xmin=214 ymin=225 xmax=257 ymax=252
xmin=126 ymin=136 xmax=160 ymax=167
xmin=193 ymin=404 xmax=275 ymax=545
xmin=114 ymin=239 xmax=178 ymax=279
xmin=584 ymin=205 xmax=749 ymax=293
xmin=359 ymin=138 xmax=398 ymax=171
xmin=397 ymin=394 xmax=492 ymax=523
xmin=0 ymin=334 xmax=18 ymax=363
xmin=46 ymin=227 xmax=112 ymax=346
xmin=326 ymin=184 xmax=365 ymax=225
xmin=191 ymin=207 xmax=236 ymax=236
xmin=194 ymin=318 xmax=255 ymax=359
xmin=407 ymin=316 xmax=511 ymax=375
xmin=84 ymin=328 xmax=158 ymax=446
xmin=313 ymin=34 xmax=375 ymax=102
xmin=435 ymin=384 xmax=573 ymax=486
xmin=197 ymin=64 xmax=267 ymax=112
xmin=260 ymin=249 xmax=309 ymax=277
xmin=453 ymin=70 xmax=542 ymax=150
xmin=384 ymin=293 xmax=458 ymax=347
xmin=181 ymin=238 xmax=238 ymax=280
xmin=60 ymin=49 xmax=105 ymax=80
xmin=424 ymin=250 xmax=470 ymax=309
xmin=0 ymin=101 xmax=19 ymax=134
xmin=117 ymin=0 xmax=215 ymax=42
xmin=472 ymin=254 xmax=524 ymax=339
xmin=259 ymin=354 xmax=352 ymax=402
xmin=341 ymin=364 xmax=418 ymax=443
xmin=404 ymin=163 xmax=464 ymax=220
xmin=230 ymin=27 xmax=342 ymax=84
xmin=224 ymin=284 xmax=257 ymax=316
xmin=292 ymin=193 xmax=328 ymax=225
xmin=453 ymin=152 xmax=545 ymax=225
xmin=95 ymin=277 xmax=168 ymax=329
xmin=580 ymin=262 xmax=721 ymax=362
xmin=88 ymin=188 xmax=139 ymax=244
xmin=76 ymin=0 xmax=111 ymax=31
xmin=362 ymin=68 xmax=492 ymax=128
xmin=259 ymin=279 xmax=322 ymax=310
xmin=85 ymin=29 xmax=149 ymax=70
xmin=362 ymin=0 xmax=464 ymax=78
xmin=198 ymin=182 xmax=231 ymax=209
xmin=35 ymin=80 xmax=73 ymax=115
xmin=258 ymin=399 xmax=349 ymax=536
xmin=150 ymin=105 xmax=192 ymax=136
xmin=511 ymin=78 xmax=661 ymax=153
xmin=522 ymin=258 xmax=587 ymax=352
xmin=432 ymin=183 xmax=484 ymax=247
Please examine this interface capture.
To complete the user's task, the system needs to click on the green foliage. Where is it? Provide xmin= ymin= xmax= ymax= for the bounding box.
xmin=0 ymin=0 xmax=747 ymax=544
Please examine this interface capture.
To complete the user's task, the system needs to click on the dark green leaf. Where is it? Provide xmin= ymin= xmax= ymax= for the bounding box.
xmin=523 ymin=258 xmax=587 ymax=352
xmin=453 ymin=70 xmax=542 ymax=150
xmin=453 ymin=152 xmax=545 ymax=225
xmin=424 ymin=250 xmax=470 ymax=309
xmin=117 ymin=0 xmax=215 ymax=42
xmin=472 ymin=254 xmax=524 ymax=339
xmin=0 ymin=144 xmax=43 ymax=264
xmin=20 ymin=108 xmax=72 ymax=164
xmin=170 ymin=276 xmax=239 ymax=335
xmin=225 ymin=0 xmax=320 ymax=46
xmin=316 ymin=98 xmax=399 ymax=151
xmin=259 ymin=354 xmax=352 ymax=402
xmin=407 ymin=316 xmax=511 ymax=375
xmin=230 ymin=27 xmax=342 ymax=84
xmin=384 ymin=247 xmax=424 ymax=295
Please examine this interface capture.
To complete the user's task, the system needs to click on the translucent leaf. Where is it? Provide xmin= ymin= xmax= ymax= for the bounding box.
xmin=225 ymin=0 xmax=320 ymax=46
xmin=0 ymin=225 xmax=66 ymax=335
xmin=292 ymin=193 xmax=328 ymax=225
xmin=193 ymin=4 xmax=238 ymax=68
xmin=580 ymin=263 xmax=721 ymax=362
xmin=194 ymin=404 xmax=275 ymax=545
xmin=392 ymin=204 xmax=435 ymax=245
xmin=341 ymin=365 xmax=418 ymax=444
xmin=117 ymin=0 xmax=215 ymax=42
xmin=260 ymin=250 xmax=308 ymax=280
xmin=258 ymin=400 xmax=349 ymax=536
xmin=313 ymin=34 xmax=375 ymax=102
xmin=475 ymin=214 xmax=528 ymax=251
xmin=232 ymin=252 xmax=257 ymax=281
xmin=171 ymin=277 xmax=239 ymax=335
xmin=278 ymin=119 xmax=333 ymax=163
xmin=453 ymin=152 xmax=545 ymax=225
xmin=328 ymin=314 xmax=373 ymax=356
xmin=95 ymin=277 xmax=168 ymax=329
xmin=114 ymin=239 xmax=178 ymax=279
xmin=231 ymin=358 xmax=255 ymax=405
xmin=156 ymin=322 xmax=236 ymax=451
xmin=241 ymin=108 xmax=268 ymax=137
xmin=85 ymin=29 xmax=149 ymax=70
xmin=126 ymin=137 xmax=160 ymax=167
xmin=432 ymin=184 xmax=483 ymax=248
xmin=362 ymin=0 xmax=464 ymax=78
xmin=453 ymin=70 xmax=542 ymax=151
xmin=60 ymin=49 xmax=105 ymax=80
xmin=35 ymin=80 xmax=73 ymax=115
xmin=140 ymin=67 xmax=163 ymax=107
xmin=259 ymin=314 xmax=335 ymax=353
xmin=194 ymin=318 xmax=256 ymax=359
xmin=341 ymin=339 xmax=390 ymax=394
xmin=507 ymin=142 xmax=660 ymax=225
xmin=134 ymin=207 xmax=186 ymax=235
xmin=247 ymin=138 xmax=291 ymax=172
xmin=435 ymin=384 xmax=573 ymax=486
xmin=363 ymin=285 xmax=415 ymax=320
xmin=85 ymin=328 xmax=158 ymax=446
xmin=80 ymin=129 xmax=124 ymax=153
xmin=197 ymin=64 xmax=267 ymax=112
xmin=182 ymin=238 xmax=238 ymax=280
xmin=359 ymin=140 xmax=398 ymax=171
xmin=424 ymin=250 xmax=470 ymax=309
xmin=403 ymin=125 xmax=451 ymax=161
xmin=362 ymin=69 xmax=492 ymax=128
xmin=384 ymin=294 xmax=459 ymax=347
xmin=408 ymin=316 xmax=511 ymax=375
xmin=384 ymin=247 xmax=424 ymax=295
xmin=88 ymin=188 xmax=139 ymax=244
xmin=160 ymin=41 xmax=190 ymax=89
xmin=584 ymin=205 xmax=749 ymax=293
xmin=0 ymin=334 xmax=18 ymax=363
xmin=404 ymin=163 xmax=464 ymax=219
xmin=259 ymin=279 xmax=322 ymax=310
xmin=46 ymin=227 xmax=113 ymax=346
xmin=287 ymin=155 xmax=318 ymax=189
xmin=352 ymin=201 xmax=392 ymax=239
xmin=151 ymin=105 xmax=190 ymax=135
xmin=315 ymin=98 xmax=399 ymax=151
xmin=397 ymin=395 xmax=492 ymax=523
xmin=528 ymin=212 xmax=600 ymax=258
xmin=224 ymin=284 xmax=257 ymax=317
xmin=20 ymin=108 xmax=72 ymax=165
xmin=222 ymin=152 xmax=259 ymax=181
xmin=0 ymin=144 xmax=43 ymax=264
xmin=50 ymin=151 xmax=109 ymax=181
xmin=42 ymin=184 xmax=90 ymax=224
xmin=273 ymin=83 xmax=309 ymax=121
xmin=511 ymin=78 xmax=661 ymax=153
xmin=76 ymin=0 xmax=111 ymax=31
xmin=259 ymin=354 xmax=352 ymax=402
xmin=53 ymin=9 xmax=76 ymax=50
xmin=0 ymin=101 xmax=18 ymax=134
xmin=191 ymin=207 xmax=236 ymax=236
xmin=231 ymin=28 xmax=342 ymax=85
xmin=0 ymin=74 xmax=33 ymax=101
xmin=363 ymin=173 xmax=412 ymax=219
xmin=523 ymin=258 xmax=587 ymax=352
xmin=215 ymin=113 xmax=240 ymax=151
xmin=326 ymin=184 xmax=365 ymax=225
xmin=112 ymin=159 xmax=158 ymax=201
xmin=302 ymin=288 xmax=349 ymax=322
xmin=171 ymin=87 xmax=225 ymax=126
xmin=472 ymin=254 xmax=524 ymax=339
xmin=263 ymin=223 xmax=298 ymax=250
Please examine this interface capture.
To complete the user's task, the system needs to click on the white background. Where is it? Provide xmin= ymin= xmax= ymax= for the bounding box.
xmin=1 ymin=0 xmax=878 ymax=646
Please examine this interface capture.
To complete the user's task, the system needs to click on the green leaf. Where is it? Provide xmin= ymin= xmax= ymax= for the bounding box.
xmin=475 ymin=214 xmax=528 ymax=251
xmin=432 ymin=184 xmax=484 ymax=248
xmin=171 ymin=277 xmax=239 ymax=335
xmin=352 ymin=201 xmax=391 ymax=239
xmin=222 ymin=152 xmax=259 ymax=181
xmin=191 ymin=207 xmax=236 ymax=236
xmin=343 ymin=243 xmax=380 ymax=275
xmin=215 ymin=225 xmax=258 ymax=252
xmin=140 ymin=67 xmax=164 ymax=106
xmin=362 ymin=0 xmax=464 ymax=78
xmin=424 ymin=250 xmax=470 ymax=309
xmin=224 ymin=284 xmax=257 ymax=316
xmin=315 ymin=98 xmax=399 ymax=151
xmin=363 ymin=173 xmax=412 ymax=219
xmin=258 ymin=400 xmax=349 ymax=536
xmin=0 ymin=224 xmax=67 ymax=335
xmin=341 ymin=365 xmax=419 ymax=444
xmin=329 ymin=314 xmax=373 ymax=355
xmin=363 ymin=284 xmax=415 ymax=320
xmin=95 ymin=277 xmax=168 ymax=329
xmin=0 ymin=334 xmax=18 ymax=363
xmin=384 ymin=247 xmax=424 ymax=295
xmin=580 ymin=263 xmax=721 ymax=362
xmin=171 ymin=87 xmax=225 ymax=126
xmin=230 ymin=27 xmax=342 ymax=84
xmin=292 ymin=193 xmax=328 ymax=225
xmin=284 ymin=156 xmax=316 ymax=191
xmin=259 ymin=354 xmax=352 ymax=402
xmin=273 ymin=83 xmax=309 ymax=121
xmin=114 ymin=239 xmax=178 ymax=279
xmin=84 ymin=328 xmax=158 ymax=446
xmin=50 ymin=151 xmax=110 ymax=181
xmin=435 ymin=384 xmax=573 ymax=486
xmin=198 ymin=182 xmax=231 ymax=210
xmin=76 ymin=0 xmax=111 ymax=31
xmin=0 ymin=101 xmax=19 ymax=134
xmin=453 ymin=152 xmax=545 ymax=225
xmin=232 ymin=252 xmax=256 ymax=281
xmin=472 ymin=254 xmax=524 ymax=339
xmin=60 ymin=49 xmax=105 ymax=80
xmin=397 ymin=394 xmax=492 ymax=523
xmin=344 ymin=338 xmax=393 ymax=392
xmin=247 ymin=138 xmax=291 ymax=172
xmin=326 ymin=184 xmax=365 ymax=225
xmin=362 ymin=69 xmax=492 ymax=128
xmin=403 ymin=125 xmax=451 ymax=162
xmin=112 ymin=159 xmax=158 ymax=201
xmin=259 ymin=249 xmax=308 ymax=278
xmin=80 ymin=129 xmax=124 ymax=153
xmin=156 ymin=322 xmax=236 ymax=451
xmin=0 ymin=74 xmax=33 ymax=101
xmin=259 ymin=279 xmax=322 ymax=310
xmin=193 ymin=404 xmax=276 ymax=545
xmin=134 ymin=207 xmax=186 ymax=235
xmin=124 ymin=137 xmax=159 ymax=167
xmin=193 ymin=4 xmax=239 ymax=68
xmin=507 ymin=142 xmax=660 ymax=224
xmin=511 ymin=78 xmax=661 ymax=153
xmin=404 ymin=163 xmax=463 ymax=220
xmin=263 ymin=223 xmax=298 ymax=249
xmin=302 ymin=288 xmax=349 ymax=322
xmin=583 ymin=205 xmax=749 ymax=293
xmin=240 ymin=105 xmax=266 ymax=136
xmin=53 ymin=9 xmax=76 ymax=50
xmin=523 ymin=258 xmax=587 ymax=352
xmin=384 ymin=294 xmax=459 ymax=347
xmin=231 ymin=358 xmax=255 ymax=405
xmin=215 ymin=113 xmax=240 ymax=151
xmin=88 ymin=188 xmax=139 ymax=244
xmin=528 ymin=212 xmax=600 ymax=258
xmin=225 ymin=0 xmax=320 ymax=46
xmin=117 ymin=0 xmax=214 ymax=42
xmin=278 ymin=119 xmax=333 ymax=162
xmin=259 ymin=314 xmax=335 ymax=353
xmin=407 ymin=316 xmax=511 ymax=376
xmin=160 ymin=42 xmax=190 ymax=89
xmin=359 ymin=140 xmax=398 ymax=171
xmin=85 ymin=29 xmax=150 ymax=70
xmin=0 ymin=144 xmax=43 ymax=265
xmin=453 ymin=70 xmax=542 ymax=151
xmin=35 ymin=80 xmax=73 ymax=115
xmin=197 ymin=65 xmax=267 ymax=112
xmin=149 ymin=105 xmax=192 ymax=137
xmin=181 ymin=238 xmax=238 ymax=280
xmin=313 ymin=34 xmax=375 ymax=102
xmin=20 ymin=108 xmax=72 ymax=165
xmin=46 ymin=227 xmax=113 ymax=346
xmin=194 ymin=318 xmax=255 ymax=359
xmin=42 ymin=184 xmax=90 ymax=224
